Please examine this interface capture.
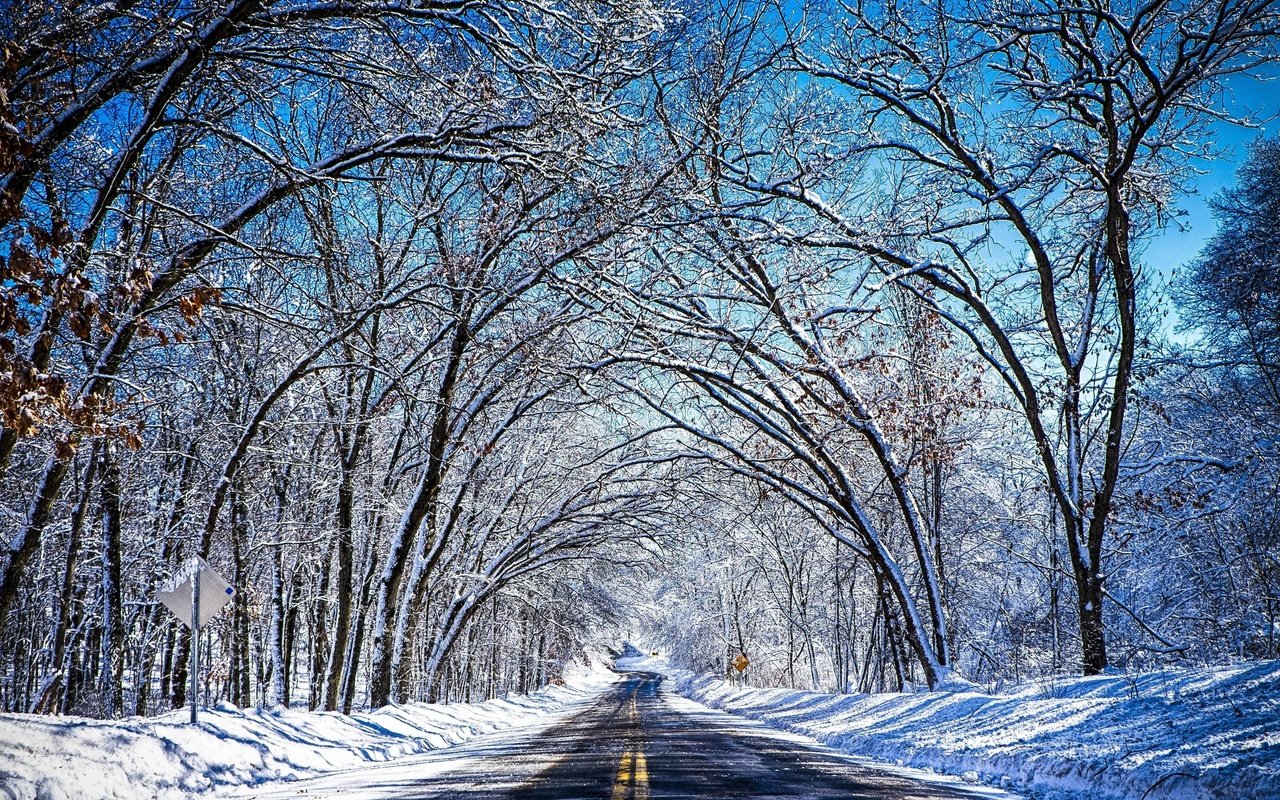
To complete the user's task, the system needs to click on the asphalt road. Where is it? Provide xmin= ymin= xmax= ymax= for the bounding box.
xmin=242 ymin=671 xmax=1007 ymax=800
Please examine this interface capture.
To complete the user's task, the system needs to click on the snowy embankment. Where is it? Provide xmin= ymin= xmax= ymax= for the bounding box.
xmin=0 ymin=660 xmax=619 ymax=800
xmin=650 ymin=657 xmax=1280 ymax=800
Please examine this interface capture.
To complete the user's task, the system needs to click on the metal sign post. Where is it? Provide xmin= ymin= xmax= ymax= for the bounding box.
xmin=157 ymin=557 xmax=234 ymax=724
xmin=190 ymin=566 xmax=200 ymax=724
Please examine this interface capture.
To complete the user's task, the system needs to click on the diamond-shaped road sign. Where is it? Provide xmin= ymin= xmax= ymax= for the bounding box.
xmin=157 ymin=557 xmax=234 ymax=628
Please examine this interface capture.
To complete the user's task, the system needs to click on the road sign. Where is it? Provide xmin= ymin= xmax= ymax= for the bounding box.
xmin=157 ymin=557 xmax=234 ymax=723
xmin=157 ymin=557 xmax=234 ymax=627
xmin=732 ymin=653 xmax=749 ymax=672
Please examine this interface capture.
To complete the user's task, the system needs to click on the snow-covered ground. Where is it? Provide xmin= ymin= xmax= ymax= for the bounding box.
xmin=632 ymin=654 xmax=1280 ymax=800
xmin=0 ymin=660 xmax=620 ymax=800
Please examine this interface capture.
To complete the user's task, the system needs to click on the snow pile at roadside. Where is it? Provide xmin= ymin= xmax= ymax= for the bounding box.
xmin=0 ymin=657 xmax=619 ymax=800
xmin=643 ymin=654 xmax=1280 ymax=800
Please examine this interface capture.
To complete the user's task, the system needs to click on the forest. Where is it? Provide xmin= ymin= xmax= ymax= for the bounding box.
xmin=1 ymin=0 xmax=1278 ymax=719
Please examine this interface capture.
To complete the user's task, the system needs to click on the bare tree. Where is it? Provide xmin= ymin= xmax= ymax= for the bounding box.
xmin=718 ymin=0 xmax=1279 ymax=675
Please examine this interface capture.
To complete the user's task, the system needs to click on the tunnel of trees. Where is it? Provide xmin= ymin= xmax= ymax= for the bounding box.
xmin=1 ymin=0 xmax=1278 ymax=716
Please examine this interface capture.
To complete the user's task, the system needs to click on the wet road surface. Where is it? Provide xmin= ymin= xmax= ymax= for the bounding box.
xmin=239 ymin=672 xmax=1012 ymax=800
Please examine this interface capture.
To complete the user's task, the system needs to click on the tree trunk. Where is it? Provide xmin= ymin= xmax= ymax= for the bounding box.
xmin=99 ymin=445 xmax=125 ymax=718
xmin=1078 ymin=570 xmax=1108 ymax=676
xmin=0 ymin=454 xmax=73 ymax=640
xmin=38 ymin=451 xmax=96 ymax=714
xmin=308 ymin=539 xmax=334 ymax=710
xmin=230 ymin=497 xmax=251 ymax=707
xmin=268 ymin=546 xmax=288 ymax=708
xmin=342 ymin=540 xmax=381 ymax=714
xmin=283 ymin=558 xmax=305 ymax=707
xmin=324 ymin=467 xmax=356 ymax=711
xmin=368 ymin=314 xmax=470 ymax=708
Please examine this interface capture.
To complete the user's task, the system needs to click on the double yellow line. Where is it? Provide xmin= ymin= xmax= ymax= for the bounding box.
xmin=610 ymin=689 xmax=650 ymax=800
xmin=610 ymin=748 xmax=649 ymax=800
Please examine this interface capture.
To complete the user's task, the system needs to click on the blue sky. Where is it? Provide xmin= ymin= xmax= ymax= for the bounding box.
xmin=1137 ymin=68 xmax=1279 ymax=280
xmin=769 ymin=0 xmax=1279 ymax=306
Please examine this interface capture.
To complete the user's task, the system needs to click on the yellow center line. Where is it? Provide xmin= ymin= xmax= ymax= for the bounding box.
xmin=610 ymin=683 xmax=651 ymax=800
xmin=610 ymin=750 xmax=633 ymax=800
xmin=633 ymin=750 xmax=650 ymax=800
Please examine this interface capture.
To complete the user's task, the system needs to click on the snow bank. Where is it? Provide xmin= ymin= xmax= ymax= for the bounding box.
xmin=0 ymin=658 xmax=619 ymax=800
xmin=649 ymin=657 xmax=1280 ymax=800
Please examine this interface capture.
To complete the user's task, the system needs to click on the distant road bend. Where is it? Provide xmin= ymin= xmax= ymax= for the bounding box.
xmin=243 ymin=671 xmax=1006 ymax=800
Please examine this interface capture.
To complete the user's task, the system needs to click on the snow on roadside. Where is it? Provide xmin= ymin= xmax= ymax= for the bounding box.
xmin=0 ymin=658 xmax=620 ymax=800
xmin=636 ymin=654 xmax=1280 ymax=800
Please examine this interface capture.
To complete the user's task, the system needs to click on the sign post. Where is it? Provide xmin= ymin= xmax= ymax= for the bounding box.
xmin=190 ymin=566 xmax=200 ymax=724
xmin=157 ymin=558 xmax=234 ymax=724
